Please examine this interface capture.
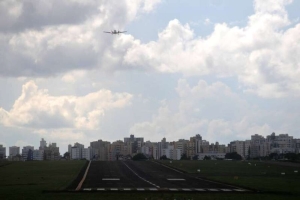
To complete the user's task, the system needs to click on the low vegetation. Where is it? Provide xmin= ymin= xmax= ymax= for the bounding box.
xmin=1 ymin=160 xmax=300 ymax=199
xmin=159 ymin=160 xmax=300 ymax=195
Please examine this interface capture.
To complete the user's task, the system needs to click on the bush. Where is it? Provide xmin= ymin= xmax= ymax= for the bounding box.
xmin=225 ymin=152 xmax=242 ymax=160
xmin=132 ymin=153 xmax=147 ymax=161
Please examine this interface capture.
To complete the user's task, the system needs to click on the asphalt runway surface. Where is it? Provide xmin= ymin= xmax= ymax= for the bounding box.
xmin=78 ymin=161 xmax=248 ymax=192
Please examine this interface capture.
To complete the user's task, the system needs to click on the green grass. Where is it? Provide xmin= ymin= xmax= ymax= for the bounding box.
xmin=159 ymin=160 xmax=300 ymax=195
xmin=0 ymin=161 xmax=86 ymax=199
xmin=1 ymin=160 xmax=300 ymax=199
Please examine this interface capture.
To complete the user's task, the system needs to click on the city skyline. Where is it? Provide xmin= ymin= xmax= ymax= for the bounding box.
xmin=0 ymin=132 xmax=300 ymax=159
xmin=1 ymin=0 xmax=300 ymax=154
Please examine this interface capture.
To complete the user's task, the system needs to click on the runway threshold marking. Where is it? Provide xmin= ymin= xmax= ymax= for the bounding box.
xmin=167 ymin=178 xmax=185 ymax=181
xmin=122 ymin=162 xmax=160 ymax=188
xmin=102 ymin=178 xmax=120 ymax=181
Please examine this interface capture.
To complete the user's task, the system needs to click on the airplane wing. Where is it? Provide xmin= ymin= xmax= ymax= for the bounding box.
xmin=119 ymin=31 xmax=127 ymax=33
xmin=103 ymin=31 xmax=111 ymax=33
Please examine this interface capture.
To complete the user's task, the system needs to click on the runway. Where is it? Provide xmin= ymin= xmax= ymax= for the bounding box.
xmin=74 ymin=160 xmax=248 ymax=192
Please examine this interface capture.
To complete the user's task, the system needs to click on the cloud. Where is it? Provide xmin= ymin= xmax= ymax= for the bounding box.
xmin=0 ymin=0 xmax=161 ymax=77
xmin=0 ymin=0 xmax=162 ymax=32
xmin=130 ymin=79 xmax=273 ymax=143
xmin=124 ymin=0 xmax=300 ymax=98
xmin=0 ymin=80 xmax=132 ymax=130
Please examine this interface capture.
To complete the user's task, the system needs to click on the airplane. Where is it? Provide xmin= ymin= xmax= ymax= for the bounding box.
xmin=104 ymin=30 xmax=127 ymax=35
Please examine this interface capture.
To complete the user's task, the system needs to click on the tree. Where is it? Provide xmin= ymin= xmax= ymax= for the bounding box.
xmin=180 ymin=153 xmax=189 ymax=160
xmin=284 ymin=153 xmax=297 ymax=161
xmin=160 ymin=155 xmax=168 ymax=160
xmin=132 ymin=153 xmax=147 ymax=161
xmin=269 ymin=153 xmax=278 ymax=160
xmin=192 ymin=155 xmax=199 ymax=160
xmin=203 ymin=156 xmax=211 ymax=160
xmin=63 ymin=152 xmax=70 ymax=159
xmin=225 ymin=152 xmax=242 ymax=160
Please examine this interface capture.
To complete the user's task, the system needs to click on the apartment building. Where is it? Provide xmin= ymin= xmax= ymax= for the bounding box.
xmin=33 ymin=150 xmax=44 ymax=161
xmin=124 ymin=135 xmax=144 ymax=155
xmin=0 ymin=145 xmax=6 ymax=159
xmin=22 ymin=146 xmax=34 ymax=161
xmin=9 ymin=146 xmax=20 ymax=157
xmin=71 ymin=143 xmax=84 ymax=160
xmin=90 ymin=140 xmax=110 ymax=160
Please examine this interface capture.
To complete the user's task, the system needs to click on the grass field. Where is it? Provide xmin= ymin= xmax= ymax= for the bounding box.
xmin=159 ymin=160 xmax=300 ymax=195
xmin=0 ymin=160 xmax=86 ymax=199
xmin=0 ymin=160 xmax=300 ymax=200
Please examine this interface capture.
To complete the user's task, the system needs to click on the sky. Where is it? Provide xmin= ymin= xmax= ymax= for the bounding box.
xmin=1 ymin=0 xmax=300 ymax=155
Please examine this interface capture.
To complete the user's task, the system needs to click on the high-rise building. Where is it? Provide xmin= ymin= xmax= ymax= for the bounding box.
xmin=90 ymin=140 xmax=110 ymax=160
xmin=250 ymin=134 xmax=266 ymax=158
xmin=0 ymin=145 xmax=6 ymax=159
xmin=33 ymin=150 xmax=44 ymax=161
xmin=9 ymin=146 xmax=20 ymax=157
xmin=39 ymin=138 xmax=47 ymax=150
xmin=22 ymin=146 xmax=34 ymax=161
xmin=70 ymin=143 xmax=84 ymax=160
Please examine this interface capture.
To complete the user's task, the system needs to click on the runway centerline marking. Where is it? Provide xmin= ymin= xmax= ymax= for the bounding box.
xmin=167 ymin=178 xmax=185 ymax=181
xmin=122 ymin=162 xmax=160 ymax=188
xmin=102 ymin=178 xmax=120 ymax=181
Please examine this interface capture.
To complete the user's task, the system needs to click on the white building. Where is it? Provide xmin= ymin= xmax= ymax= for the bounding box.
xmin=33 ymin=150 xmax=44 ymax=161
xmin=0 ymin=145 xmax=6 ymax=159
xmin=82 ymin=148 xmax=92 ymax=160
xmin=9 ymin=146 xmax=20 ymax=157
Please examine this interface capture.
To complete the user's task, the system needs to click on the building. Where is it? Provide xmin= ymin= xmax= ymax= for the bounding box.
xmin=39 ymin=138 xmax=47 ymax=150
xmin=267 ymin=133 xmax=295 ymax=154
xmin=22 ymin=146 xmax=34 ymax=161
xmin=90 ymin=140 xmax=110 ymax=160
xmin=71 ymin=143 xmax=84 ymax=160
xmin=0 ymin=145 xmax=6 ymax=159
xmin=44 ymin=143 xmax=60 ymax=160
xmin=229 ymin=141 xmax=246 ymax=158
xmin=124 ymin=135 xmax=144 ymax=155
xmin=33 ymin=150 xmax=44 ymax=161
xmin=82 ymin=147 xmax=92 ymax=160
xmin=9 ymin=146 xmax=20 ymax=157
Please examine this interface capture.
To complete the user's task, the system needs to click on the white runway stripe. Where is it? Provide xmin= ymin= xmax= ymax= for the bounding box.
xmin=169 ymin=188 xmax=178 ymax=191
xmin=137 ymin=188 xmax=145 ymax=191
xmin=195 ymin=188 xmax=206 ymax=191
xmin=149 ymin=188 xmax=158 ymax=191
xmin=208 ymin=189 xmax=219 ymax=191
xmin=221 ymin=189 xmax=232 ymax=191
xmin=234 ymin=189 xmax=248 ymax=192
xmin=123 ymin=188 xmax=131 ymax=191
xmin=83 ymin=188 xmax=92 ymax=191
xmin=97 ymin=188 xmax=105 ymax=191
xmin=167 ymin=178 xmax=185 ymax=181
xmin=182 ymin=188 xmax=191 ymax=191
xmin=110 ymin=188 xmax=118 ymax=191
xmin=102 ymin=178 xmax=120 ymax=181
